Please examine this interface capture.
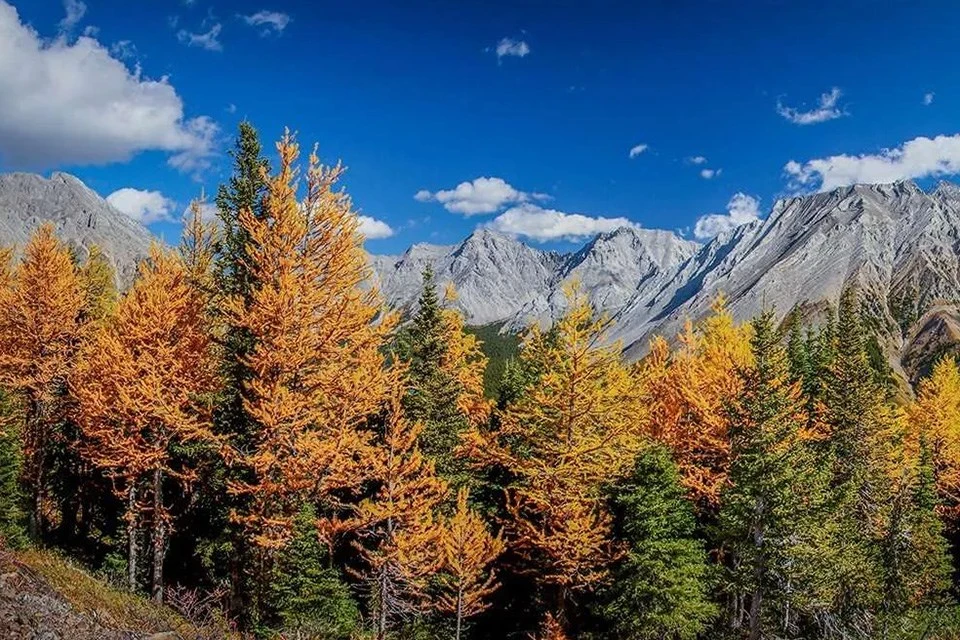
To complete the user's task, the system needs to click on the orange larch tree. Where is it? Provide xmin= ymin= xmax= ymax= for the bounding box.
xmin=223 ymin=132 xmax=395 ymax=589
xmin=639 ymin=295 xmax=753 ymax=509
xmin=0 ymin=224 xmax=85 ymax=536
xmin=438 ymin=486 xmax=504 ymax=640
xmin=344 ymin=383 xmax=448 ymax=640
xmin=72 ymin=245 xmax=218 ymax=600
xmin=440 ymin=284 xmax=491 ymax=427
xmin=464 ymin=284 xmax=646 ymax=632
xmin=908 ymin=356 xmax=960 ymax=519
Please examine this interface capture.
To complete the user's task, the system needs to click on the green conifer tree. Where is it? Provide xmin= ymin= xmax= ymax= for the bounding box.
xmin=600 ymin=444 xmax=717 ymax=640
xmin=398 ymin=266 xmax=472 ymax=482
xmin=0 ymin=391 xmax=27 ymax=548
xmin=270 ymin=504 xmax=360 ymax=639
xmin=718 ymin=310 xmax=833 ymax=638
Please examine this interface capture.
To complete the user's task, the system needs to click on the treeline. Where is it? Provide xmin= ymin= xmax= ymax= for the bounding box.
xmin=1 ymin=123 xmax=959 ymax=640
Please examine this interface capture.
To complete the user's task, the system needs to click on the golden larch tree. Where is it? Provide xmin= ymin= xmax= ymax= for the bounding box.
xmin=224 ymin=132 xmax=395 ymax=556
xmin=909 ymin=357 xmax=960 ymax=519
xmin=72 ymin=245 xmax=218 ymax=600
xmin=640 ymin=295 xmax=753 ymax=508
xmin=78 ymin=244 xmax=118 ymax=323
xmin=344 ymin=382 xmax=448 ymax=640
xmin=464 ymin=283 xmax=646 ymax=632
xmin=0 ymin=224 xmax=85 ymax=535
xmin=438 ymin=486 xmax=504 ymax=640
xmin=440 ymin=284 xmax=491 ymax=427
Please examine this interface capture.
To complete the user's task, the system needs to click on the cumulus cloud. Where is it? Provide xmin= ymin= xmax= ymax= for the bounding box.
xmin=693 ymin=192 xmax=762 ymax=239
xmin=240 ymin=10 xmax=290 ymax=35
xmin=107 ymin=188 xmax=176 ymax=224
xmin=688 ymin=155 xmax=708 ymax=165
xmin=358 ymin=215 xmax=394 ymax=239
xmin=784 ymin=133 xmax=960 ymax=192
xmin=777 ymin=87 xmax=846 ymax=125
xmin=415 ymin=177 xmax=538 ymax=216
xmin=628 ymin=143 xmax=648 ymax=159
xmin=486 ymin=203 xmax=637 ymax=242
xmin=58 ymin=0 xmax=86 ymax=33
xmin=700 ymin=168 xmax=721 ymax=179
xmin=494 ymin=37 xmax=529 ymax=61
xmin=182 ymin=201 xmax=219 ymax=223
xmin=0 ymin=1 xmax=217 ymax=171
xmin=924 ymin=92 xmax=935 ymax=106
xmin=177 ymin=23 xmax=223 ymax=51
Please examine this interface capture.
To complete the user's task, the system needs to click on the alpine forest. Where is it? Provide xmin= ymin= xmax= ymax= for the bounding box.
xmin=5 ymin=124 xmax=960 ymax=640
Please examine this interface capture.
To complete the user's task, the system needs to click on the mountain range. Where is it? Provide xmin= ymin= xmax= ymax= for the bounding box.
xmin=3 ymin=171 xmax=959 ymax=383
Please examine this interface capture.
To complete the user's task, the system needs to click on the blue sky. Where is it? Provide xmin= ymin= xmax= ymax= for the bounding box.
xmin=3 ymin=0 xmax=960 ymax=254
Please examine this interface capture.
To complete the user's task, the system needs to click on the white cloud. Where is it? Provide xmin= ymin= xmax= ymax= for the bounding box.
xmin=58 ymin=0 xmax=86 ymax=33
xmin=700 ymin=168 xmax=721 ymax=179
xmin=415 ymin=177 xmax=531 ymax=216
xmin=693 ymin=192 xmax=761 ymax=239
xmin=107 ymin=188 xmax=176 ymax=224
xmin=784 ymin=133 xmax=960 ymax=192
xmin=109 ymin=39 xmax=137 ymax=60
xmin=777 ymin=87 xmax=846 ymax=125
xmin=182 ymin=201 xmax=219 ymax=223
xmin=486 ymin=202 xmax=637 ymax=242
xmin=924 ymin=92 xmax=935 ymax=106
xmin=688 ymin=155 xmax=708 ymax=165
xmin=240 ymin=10 xmax=290 ymax=35
xmin=628 ymin=143 xmax=648 ymax=159
xmin=358 ymin=215 xmax=393 ymax=239
xmin=177 ymin=23 xmax=222 ymax=51
xmin=0 ymin=1 xmax=217 ymax=171
xmin=494 ymin=37 xmax=529 ymax=61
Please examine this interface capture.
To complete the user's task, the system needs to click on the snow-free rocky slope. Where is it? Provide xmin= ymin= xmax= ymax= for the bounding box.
xmin=374 ymin=180 xmax=960 ymax=377
xmin=0 ymin=172 xmax=153 ymax=285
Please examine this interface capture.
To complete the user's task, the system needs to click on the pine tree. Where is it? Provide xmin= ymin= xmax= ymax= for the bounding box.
xmin=601 ymin=444 xmax=717 ymax=640
xmin=270 ymin=503 xmax=360 ymax=639
xmin=0 ymin=224 xmax=85 ymax=538
xmin=718 ymin=310 xmax=832 ymax=638
xmin=72 ymin=245 xmax=218 ymax=600
xmin=464 ymin=284 xmax=645 ymax=633
xmin=437 ymin=487 xmax=504 ymax=640
xmin=0 ymin=391 xmax=27 ymax=549
xmin=400 ymin=269 xmax=489 ymax=483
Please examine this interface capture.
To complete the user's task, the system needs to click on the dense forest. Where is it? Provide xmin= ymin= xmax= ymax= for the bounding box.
xmin=2 ymin=123 xmax=960 ymax=640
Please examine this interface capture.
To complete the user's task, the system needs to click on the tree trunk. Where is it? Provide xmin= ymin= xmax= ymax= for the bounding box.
xmin=455 ymin=585 xmax=464 ymax=640
xmin=377 ymin=566 xmax=388 ymax=640
xmin=128 ymin=481 xmax=138 ymax=591
xmin=151 ymin=468 xmax=166 ymax=603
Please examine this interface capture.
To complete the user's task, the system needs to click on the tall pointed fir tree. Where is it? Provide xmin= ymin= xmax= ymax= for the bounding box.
xmin=717 ymin=311 xmax=833 ymax=638
xmin=0 ymin=224 xmax=85 ymax=538
xmin=600 ymin=444 xmax=717 ymax=640
xmin=224 ymin=132 xmax=395 ymax=618
xmin=399 ymin=268 xmax=489 ymax=484
xmin=72 ymin=245 xmax=218 ymax=600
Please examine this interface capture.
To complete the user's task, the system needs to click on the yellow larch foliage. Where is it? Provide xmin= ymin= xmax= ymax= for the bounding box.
xmin=441 ymin=283 xmax=491 ymax=426
xmin=464 ymin=284 xmax=645 ymax=628
xmin=225 ymin=132 xmax=395 ymax=550
xmin=438 ymin=486 xmax=504 ymax=640
xmin=78 ymin=244 xmax=118 ymax=323
xmin=72 ymin=244 xmax=218 ymax=600
xmin=346 ymin=383 xmax=449 ymax=638
xmin=179 ymin=199 xmax=219 ymax=300
xmin=640 ymin=294 xmax=753 ymax=508
xmin=0 ymin=224 xmax=85 ymax=529
xmin=908 ymin=357 xmax=960 ymax=518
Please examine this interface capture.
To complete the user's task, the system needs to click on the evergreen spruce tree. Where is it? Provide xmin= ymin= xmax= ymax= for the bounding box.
xmin=600 ymin=444 xmax=717 ymax=640
xmin=399 ymin=266 xmax=472 ymax=482
xmin=0 ymin=392 xmax=27 ymax=549
xmin=718 ymin=310 xmax=831 ymax=638
xmin=270 ymin=504 xmax=360 ymax=639
xmin=820 ymin=287 xmax=888 ymax=632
